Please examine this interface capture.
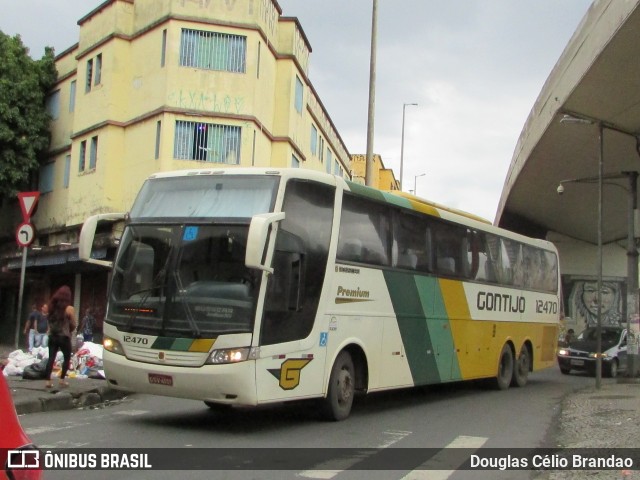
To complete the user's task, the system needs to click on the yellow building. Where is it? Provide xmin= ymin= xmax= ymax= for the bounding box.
xmin=0 ymin=0 xmax=351 ymax=343
xmin=350 ymin=154 xmax=399 ymax=191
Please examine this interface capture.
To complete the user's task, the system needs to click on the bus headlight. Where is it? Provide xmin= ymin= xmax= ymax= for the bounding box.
xmin=103 ymin=336 xmax=125 ymax=356
xmin=206 ymin=347 xmax=259 ymax=364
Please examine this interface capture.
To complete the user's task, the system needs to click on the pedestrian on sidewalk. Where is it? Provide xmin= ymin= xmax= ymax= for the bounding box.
xmin=78 ymin=307 xmax=95 ymax=343
xmin=34 ymin=303 xmax=49 ymax=349
xmin=22 ymin=304 xmax=40 ymax=352
xmin=44 ymin=286 xmax=77 ymax=388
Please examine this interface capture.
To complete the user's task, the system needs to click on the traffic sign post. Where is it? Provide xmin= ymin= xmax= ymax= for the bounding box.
xmin=16 ymin=222 xmax=35 ymax=247
xmin=17 ymin=191 xmax=39 ymax=223
xmin=14 ymin=247 xmax=28 ymax=349
xmin=14 ymin=192 xmax=40 ymax=349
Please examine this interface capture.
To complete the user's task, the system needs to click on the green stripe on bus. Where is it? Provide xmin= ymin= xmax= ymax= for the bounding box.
xmin=429 ymin=277 xmax=462 ymax=381
xmin=381 ymin=191 xmax=413 ymax=209
xmin=151 ymin=337 xmax=175 ymax=350
xmin=345 ymin=181 xmax=388 ymax=202
xmin=384 ymin=271 xmax=440 ymax=385
xmin=151 ymin=337 xmax=193 ymax=351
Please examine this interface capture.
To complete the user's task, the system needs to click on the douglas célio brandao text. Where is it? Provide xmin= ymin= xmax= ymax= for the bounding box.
xmin=470 ymin=453 xmax=635 ymax=471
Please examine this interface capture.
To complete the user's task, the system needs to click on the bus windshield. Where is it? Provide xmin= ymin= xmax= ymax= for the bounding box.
xmin=107 ymin=223 xmax=261 ymax=337
xmin=129 ymin=175 xmax=279 ymax=219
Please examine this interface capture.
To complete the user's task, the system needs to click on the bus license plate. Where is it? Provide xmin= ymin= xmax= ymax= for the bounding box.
xmin=570 ymin=359 xmax=584 ymax=366
xmin=148 ymin=373 xmax=173 ymax=386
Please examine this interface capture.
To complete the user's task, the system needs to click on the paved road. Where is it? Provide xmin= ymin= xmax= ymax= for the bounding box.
xmin=16 ymin=367 xmax=605 ymax=480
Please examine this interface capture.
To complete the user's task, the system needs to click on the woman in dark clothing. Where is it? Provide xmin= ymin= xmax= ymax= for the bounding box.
xmin=44 ymin=286 xmax=77 ymax=388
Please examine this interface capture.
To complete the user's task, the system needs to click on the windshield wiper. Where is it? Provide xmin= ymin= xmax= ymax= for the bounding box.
xmin=125 ymin=252 xmax=172 ymax=331
xmin=172 ymin=271 xmax=201 ymax=338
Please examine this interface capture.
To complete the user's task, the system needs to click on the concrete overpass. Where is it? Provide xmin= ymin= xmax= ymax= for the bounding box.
xmin=496 ymin=0 xmax=640 ymax=335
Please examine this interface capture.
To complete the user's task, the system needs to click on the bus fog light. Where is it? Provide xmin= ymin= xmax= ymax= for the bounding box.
xmin=103 ymin=336 xmax=125 ymax=356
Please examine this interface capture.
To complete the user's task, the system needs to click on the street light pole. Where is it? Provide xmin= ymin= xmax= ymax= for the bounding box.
xmin=560 ymin=112 xmax=640 ymax=380
xmin=596 ymin=122 xmax=604 ymax=389
xmin=399 ymin=102 xmax=417 ymax=191
xmin=414 ymin=173 xmax=426 ymax=196
xmin=626 ymin=171 xmax=639 ymax=377
xmin=365 ymin=0 xmax=378 ymax=187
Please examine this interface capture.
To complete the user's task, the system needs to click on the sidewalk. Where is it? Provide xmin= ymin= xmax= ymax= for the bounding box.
xmin=540 ymin=377 xmax=640 ymax=480
xmin=1 ymin=344 xmax=128 ymax=415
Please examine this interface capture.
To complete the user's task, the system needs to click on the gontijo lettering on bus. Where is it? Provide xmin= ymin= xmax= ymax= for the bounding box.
xmin=477 ymin=291 xmax=526 ymax=313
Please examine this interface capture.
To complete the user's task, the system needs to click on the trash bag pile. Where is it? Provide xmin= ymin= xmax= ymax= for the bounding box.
xmin=2 ymin=342 xmax=105 ymax=380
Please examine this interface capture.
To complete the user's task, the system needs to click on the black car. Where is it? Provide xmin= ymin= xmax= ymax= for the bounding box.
xmin=557 ymin=326 xmax=627 ymax=378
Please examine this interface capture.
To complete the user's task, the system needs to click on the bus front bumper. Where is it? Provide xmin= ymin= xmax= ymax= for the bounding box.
xmin=103 ymin=350 xmax=258 ymax=406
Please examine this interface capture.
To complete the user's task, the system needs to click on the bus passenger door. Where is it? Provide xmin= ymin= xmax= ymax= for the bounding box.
xmin=254 ymin=179 xmax=335 ymax=403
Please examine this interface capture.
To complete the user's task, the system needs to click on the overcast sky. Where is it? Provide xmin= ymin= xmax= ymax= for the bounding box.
xmin=1 ymin=0 xmax=593 ymax=221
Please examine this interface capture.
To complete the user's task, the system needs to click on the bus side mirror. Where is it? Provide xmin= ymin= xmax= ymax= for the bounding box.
xmin=246 ymin=212 xmax=285 ymax=274
xmin=79 ymin=212 xmax=126 ymax=268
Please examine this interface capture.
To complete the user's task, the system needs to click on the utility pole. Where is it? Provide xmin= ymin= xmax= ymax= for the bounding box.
xmin=365 ymin=0 xmax=378 ymax=187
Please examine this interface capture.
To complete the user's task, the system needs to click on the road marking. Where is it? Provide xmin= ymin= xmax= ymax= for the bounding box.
xmin=399 ymin=435 xmax=489 ymax=480
xmin=297 ymin=430 xmax=412 ymax=479
xmin=26 ymin=421 xmax=93 ymax=435
xmin=113 ymin=409 xmax=149 ymax=416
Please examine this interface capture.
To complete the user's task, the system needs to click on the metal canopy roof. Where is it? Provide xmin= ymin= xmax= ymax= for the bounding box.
xmin=497 ymin=0 xmax=640 ymax=246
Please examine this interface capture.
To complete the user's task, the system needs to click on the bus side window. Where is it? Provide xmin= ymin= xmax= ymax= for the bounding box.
xmin=393 ymin=211 xmax=429 ymax=272
xmin=337 ymin=194 xmax=391 ymax=267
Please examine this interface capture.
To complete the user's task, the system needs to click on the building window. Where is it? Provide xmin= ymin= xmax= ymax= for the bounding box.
xmin=79 ymin=140 xmax=87 ymax=171
xmin=310 ymin=125 xmax=318 ymax=156
xmin=45 ymin=90 xmax=60 ymax=120
xmin=319 ymin=137 xmax=324 ymax=163
xmin=295 ymin=76 xmax=303 ymax=113
xmin=179 ymin=29 xmax=246 ymax=73
xmin=326 ymin=149 xmax=332 ymax=173
xmin=64 ymin=154 xmax=71 ymax=188
xmin=292 ymin=154 xmax=300 ymax=168
xmin=39 ymin=163 xmax=55 ymax=193
xmin=161 ymin=29 xmax=167 ymax=67
xmin=174 ymin=120 xmax=241 ymax=163
xmin=155 ymin=121 xmax=162 ymax=159
xmin=257 ymin=42 xmax=261 ymax=79
xmin=86 ymin=59 xmax=93 ymax=92
xmin=94 ymin=54 xmax=102 ymax=85
xmin=334 ymin=160 xmax=341 ymax=176
xmin=89 ymin=136 xmax=98 ymax=169
xmin=69 ymin=80 xmax=76 ymax=112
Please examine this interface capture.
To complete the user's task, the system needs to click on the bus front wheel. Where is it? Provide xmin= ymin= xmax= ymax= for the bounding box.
xmin=322 ymin=351 xmax=355 ymax=421
xmin=495 ymin=344 xmax=514 ymax=390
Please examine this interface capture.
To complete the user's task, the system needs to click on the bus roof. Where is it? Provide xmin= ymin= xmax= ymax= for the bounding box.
xmin=142 ymin=168 xmax=555 ymax=251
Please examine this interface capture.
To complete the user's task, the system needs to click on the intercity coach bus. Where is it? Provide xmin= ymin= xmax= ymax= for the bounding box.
xmin=79 ymin=168 xmax=560 ymax=420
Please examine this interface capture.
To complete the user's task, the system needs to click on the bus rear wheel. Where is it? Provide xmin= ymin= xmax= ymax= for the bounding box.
xmin=511 ymin=345 xmax=531 ymax=387
xmin=495 ymin=344 xmax=514 ymax=390
xmin=322 ymin=351 xmax=355 ymax=421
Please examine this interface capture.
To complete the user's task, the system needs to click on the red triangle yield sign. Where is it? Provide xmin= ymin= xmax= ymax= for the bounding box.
xmin=18 ymin=191 xmax=40 ymax=222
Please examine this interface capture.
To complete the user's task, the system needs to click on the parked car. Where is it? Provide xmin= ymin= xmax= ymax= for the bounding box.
xmin=557 ymin=326 xmax=627 ymax=378
xmin=0 ymin=371 xmax=42 ymax=480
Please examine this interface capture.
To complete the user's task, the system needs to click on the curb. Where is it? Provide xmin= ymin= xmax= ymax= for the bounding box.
xmin=13 ymin=386 xmax=128 ymax=415
xmin=616 ymin=376 xmax=640 ymax=384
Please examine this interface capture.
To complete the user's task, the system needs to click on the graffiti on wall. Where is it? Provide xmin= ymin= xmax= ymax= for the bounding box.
xmin=565 ymin=279 xmax=625 ymax=332
xmin=168 ymin=90 xmax=245 ymax=114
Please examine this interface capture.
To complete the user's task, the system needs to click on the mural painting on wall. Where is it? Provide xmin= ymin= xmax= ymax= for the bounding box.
xmin=566 ymin=279 xmax=624 ymax=333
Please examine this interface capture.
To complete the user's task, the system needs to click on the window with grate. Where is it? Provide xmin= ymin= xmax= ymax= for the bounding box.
xmin=174 ymin=120 xmax=241 ymax=163
xmin=180 ymin=29 xmax=246 ymax=73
